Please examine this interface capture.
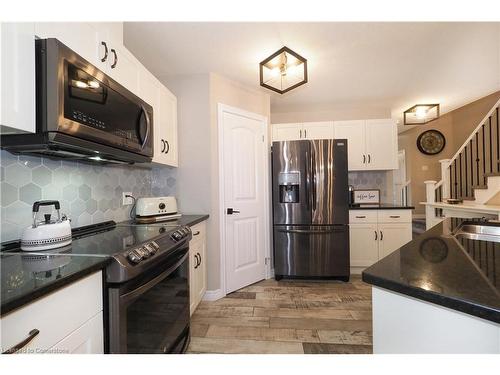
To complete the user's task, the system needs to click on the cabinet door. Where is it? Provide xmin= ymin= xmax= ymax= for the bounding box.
xmin=0 ymin=22 xmax=36 ymax=134
xmin=49 ymin=312 xmax=103 ymax=354
xmin=302 ymin=121 xmax=334 ymax=140
xmin=333 ymin=120 xmax=366 ymax=170
xmin=157 ymin=87 xmax=178 ymax=167
xmin=35 ymin=23 xmax=99 ymax=67
xmin=272 ymin=123 xmax=302 ymax=141
xmin=378 ymin=223 xmax=412 ymax=259
xmin=349 ymin=223 xmax=379 ymax=267
xmin=106 ymin=44 xmax=139 ymax=94
xmin=365 ymin=119 xmax=398 ymax=170
xmin=196 ymin=237 xmax=207 ymax=304
xmin=189 ymin=240 xmax=201 ymax=315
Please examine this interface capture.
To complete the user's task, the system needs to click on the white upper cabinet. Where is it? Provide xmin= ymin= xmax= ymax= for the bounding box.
xmin=0 ymin=23 xmax=36 ymax=134
xmin=272 ymin=123 xmax=302 ymax=141
xmin=333 ymin=120 xmax=366 ymax=170
xmin=334 ymin=119 xmax=398 ymax=171
xmin=35 ymin=23 xmax=100 ymax=67
xmin=272 ymin=121 xmax=334 ymax=141
xmin=302 ymin=121 xmax=335 ymax=139
xmin=365 ymin=119 xmax=398 ymax=170
xmin=138 ymin=68 xmax=178 ymax=167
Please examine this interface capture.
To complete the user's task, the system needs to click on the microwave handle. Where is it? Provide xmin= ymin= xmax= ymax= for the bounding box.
xmin=140 ymin=105 xmax=151 ymax=150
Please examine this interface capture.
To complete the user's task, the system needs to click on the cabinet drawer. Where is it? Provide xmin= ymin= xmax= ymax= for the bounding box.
xmin=0 ymin=272 xmax=103 ymax=353
xmin=349 ymin=210 xmax=377 ymax=223
xmin=49 ymin=312 xmax=103 ymax=354
xmin=190 ymin=221 xmax=206 ymax=240
xmin=378 ymin=210 xmax=412 ymax=223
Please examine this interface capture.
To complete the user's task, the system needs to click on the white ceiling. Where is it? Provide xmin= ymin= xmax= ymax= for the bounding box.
xmin=124 ymin=22 xmax=500 ymax=125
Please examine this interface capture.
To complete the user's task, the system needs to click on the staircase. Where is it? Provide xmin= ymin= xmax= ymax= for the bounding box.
xmin=424 ymin=98 xmax=500 ymax=229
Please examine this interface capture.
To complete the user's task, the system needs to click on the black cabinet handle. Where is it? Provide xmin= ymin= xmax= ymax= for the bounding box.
xmin=389 ymin=215 xmax=401 ymax=218
xmin=355 ymin=215 xmax=366 ymax=219
xmin=110 ymin=48 xmax=117 ymax=69
xmin=3 ymin=329 xmax=40 ymax=354
xmin=193 ymin=231 xmax=200 ymax=236
xmin=368 ymin=154 xmax=371 ymax=163
xmin=161 ymin=139 xmax=166 ymax=153
xmin=194 ymin=253 xmax=200 ymax=269
xmin=304 ymin=129 xmax=307 ymax=138
xmin=363 ymin=154 xmax=366 ymax=164
xmin=300 ymin=129 xmax=302 ymax=138
xmin=374 ymin=231 xmax=378 ymax=241
xmin=380 ymin=231 xmax=383 ymax=240
xmin=164 ymin=140 xmax=170 ymax=154
xmin=100 ymin=41 xmax=108 ymax=62
xmin=197 ymin=252 xmax=201 ymax=267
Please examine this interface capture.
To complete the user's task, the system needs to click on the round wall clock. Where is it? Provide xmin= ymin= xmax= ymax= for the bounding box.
xmin=416 ymin=129 xmax=446 ymax=155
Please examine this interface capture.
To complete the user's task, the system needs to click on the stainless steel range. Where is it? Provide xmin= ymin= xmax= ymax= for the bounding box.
xmin=5 ymin=220 xmax=192 ymax=354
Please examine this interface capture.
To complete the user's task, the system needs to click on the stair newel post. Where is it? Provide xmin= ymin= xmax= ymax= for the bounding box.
xmin=424 ymin=180 xmax=437 ymax=230
xmin=440 ymin=159 xmax=451 ymax=199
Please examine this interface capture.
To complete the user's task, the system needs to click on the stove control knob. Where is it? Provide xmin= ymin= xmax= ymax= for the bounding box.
xmin=159 ymin=202 xmax=166 ymax=210
xmin=171 ymin=231 xmax=183 ymax=241
xmin=145 ymin=243 xmax=156 ymax=255
xmin=128 ymin=251 xmax=142 ymax=264
xmin=150 ymin=241 xmax=160 ymax=250
xmin=139 ymin=247 xmax=150 ymax=258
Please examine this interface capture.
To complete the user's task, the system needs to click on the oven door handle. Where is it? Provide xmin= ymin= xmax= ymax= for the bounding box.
xmin=120 ymin=249 xmax=188 ymax=304
xmin=140 ymin=105 xmax=151 ymax=150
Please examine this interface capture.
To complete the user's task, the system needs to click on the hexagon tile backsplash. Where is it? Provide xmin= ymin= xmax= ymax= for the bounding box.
xmin=0 ymin=150 xmax=176 ymax=242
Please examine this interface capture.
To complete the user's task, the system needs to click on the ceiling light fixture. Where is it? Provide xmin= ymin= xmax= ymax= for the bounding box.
xmin=404 ymin=104 xmax=440 ymax=125
xmin=259 ymin=46 xmax=308 ymax=94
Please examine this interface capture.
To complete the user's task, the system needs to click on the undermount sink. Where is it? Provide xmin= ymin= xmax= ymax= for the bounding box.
xmin=453 ymin=221 xmax=500 ymax=243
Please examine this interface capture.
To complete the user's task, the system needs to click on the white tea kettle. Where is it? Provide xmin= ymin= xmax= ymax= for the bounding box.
xmin=21 ymin=200 xmax=72 ymax=251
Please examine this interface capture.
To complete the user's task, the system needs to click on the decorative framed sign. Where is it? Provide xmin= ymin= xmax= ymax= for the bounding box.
xmin=353 ymin=189 xmax=380 ymax=204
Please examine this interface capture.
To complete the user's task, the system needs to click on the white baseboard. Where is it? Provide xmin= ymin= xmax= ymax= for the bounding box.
xmin=202 ymin=289 xmax=225 ymax=301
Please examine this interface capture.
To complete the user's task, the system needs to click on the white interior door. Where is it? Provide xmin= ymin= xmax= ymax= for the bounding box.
xmin=220 ymin=104 xmax=268 ymax=294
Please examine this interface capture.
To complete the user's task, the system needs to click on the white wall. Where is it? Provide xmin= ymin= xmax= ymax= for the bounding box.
xmin=165 ymin=73 xmax=270 ymax=292
xmin=271 ymin=106 xmax=390 ymax=124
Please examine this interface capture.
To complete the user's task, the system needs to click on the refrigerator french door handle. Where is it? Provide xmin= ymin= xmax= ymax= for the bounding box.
xmin=277 ymin=228 xmax=345 ymax=234
xmin=312 ymin=147 xmax=317 ymax=210
xmin=305 ymin=150 xmax=310 ymax=211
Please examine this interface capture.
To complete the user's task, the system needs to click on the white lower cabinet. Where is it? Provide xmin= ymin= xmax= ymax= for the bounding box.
xmin=49 ymin=312 xmax=103 ymax=354
xmin=189 ymin=221 xmax=207 ymax=315
xmin=0 ymin=272 xmax=104 ymax=354
xmin=349 ymin=223 xmax=379 ymax=267
xmin=349 ymin=210 xmax=412 ymax=272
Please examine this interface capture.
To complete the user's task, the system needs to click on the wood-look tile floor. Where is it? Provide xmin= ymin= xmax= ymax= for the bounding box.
xmin=187 ymin=275 xmax=373 ymax=354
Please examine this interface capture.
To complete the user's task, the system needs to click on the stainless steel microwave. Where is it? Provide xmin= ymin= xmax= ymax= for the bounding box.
xmin=1 ymin=38 xmax=153 ymax=164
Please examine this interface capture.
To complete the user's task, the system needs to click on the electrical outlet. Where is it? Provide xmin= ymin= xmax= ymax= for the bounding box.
xmin=122 ymin=192 xmax=133 ymax=206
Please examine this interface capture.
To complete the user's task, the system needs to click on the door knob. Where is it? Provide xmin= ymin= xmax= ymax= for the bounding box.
xmin=226 ymin=208 xmax=240 ymax=215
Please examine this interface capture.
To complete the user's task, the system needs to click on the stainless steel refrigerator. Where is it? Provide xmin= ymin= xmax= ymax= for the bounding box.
xmin=272 ymin=139 xmax=349 ymax=280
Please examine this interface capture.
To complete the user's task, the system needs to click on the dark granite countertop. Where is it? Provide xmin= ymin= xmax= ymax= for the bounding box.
xmin=1 ymin=253 xmax=110 ymax=316
xmin=162 ymin=214 xmax=209 ymax=227
xmin=1 ymin=214 xmax=208 ymax=316
xmin=362 ymin=218 xmax=500 ymax=324
xmin=350 ymin=203 xmax=415 ymax=210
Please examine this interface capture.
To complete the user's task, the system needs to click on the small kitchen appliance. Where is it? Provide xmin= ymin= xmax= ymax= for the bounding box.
xmin=135 ymin=196 xmax=181 ymax=223
xmin=20 ymin=200 xmax=72 ymax=251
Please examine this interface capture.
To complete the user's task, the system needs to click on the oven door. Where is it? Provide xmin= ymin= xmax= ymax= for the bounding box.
xmin=108 ymin=247 xmax=190 ymax=354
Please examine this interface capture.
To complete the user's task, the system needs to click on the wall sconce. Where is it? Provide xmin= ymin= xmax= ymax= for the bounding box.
xmin=404 ymin=104 xmax=440 ymax=125
xmin=259 ymin=46 xmax=308 ymax=94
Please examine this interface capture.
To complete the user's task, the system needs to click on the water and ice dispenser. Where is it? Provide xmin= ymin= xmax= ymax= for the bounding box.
xmin=278 ymin=172 xmax=300 ymax=203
